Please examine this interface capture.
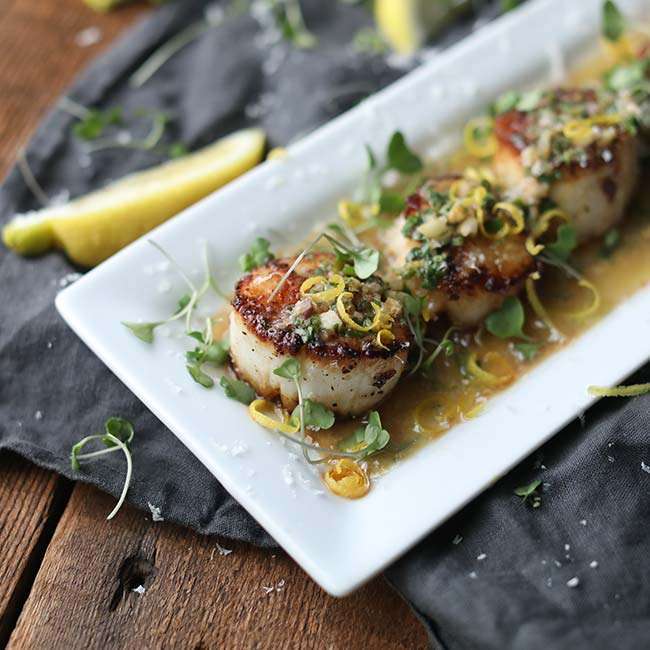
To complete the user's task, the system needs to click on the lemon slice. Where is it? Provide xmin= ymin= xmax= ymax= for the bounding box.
xmin=3 ymin=128 xmax=265 ymax=267
xmin=374 ymin=0 xmax=467 ymax=55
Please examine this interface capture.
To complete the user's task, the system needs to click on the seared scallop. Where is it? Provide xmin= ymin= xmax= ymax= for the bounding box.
xmin=494 ymin=87 xmax=640 ymax=243
xmin=230 ymin=252 xmax=410 ymax=417
xmin=385 ymin=173 xmax=536 ymax=328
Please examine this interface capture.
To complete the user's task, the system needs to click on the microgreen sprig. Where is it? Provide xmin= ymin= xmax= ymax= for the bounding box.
xmin=514 ymin=479 xmax=542 ymax=508
xmin=338 ymin=411 xmax=390 ymax=459
xmin=239 ymin=237 xmax=275 ymax=272
xmin=485 ymin=296 xmax=531 ymax=341
xmin=602 ymin=0 xmax=625 ymax=43
xmin=70 ymin=417 xmax=135 ymax=520
xmin=358 ymin=131 xmax=424 ymax=221
xmin=186 ymin=323 xmax=229 ymax=388
xmin=272 ymin=358 xmax=347 ymax=464
xmin=122 ymin=240 xmax=225 ymax=344
xmin=266 ymin=227 xmax=379 ymax=302
xmin=402 ymin=293 xmax=426 ymax=375
xmin=220 ymin=376 xmax=256 ymax=403
xmin=422 ymin=326 xmax=456 ymax=371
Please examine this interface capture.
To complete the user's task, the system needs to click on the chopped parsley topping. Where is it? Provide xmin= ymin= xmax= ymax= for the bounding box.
xmin=406 ymin=243 xmax=448 ymax=290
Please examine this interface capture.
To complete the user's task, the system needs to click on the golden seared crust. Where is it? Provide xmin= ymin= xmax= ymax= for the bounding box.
xmin=493 ymin=88 xmax=632 ymax=180
xmin=232 ymin=252 xmax=411 ymax=360
xmin=494 ymin=89 xmax=599 ymax=152
xmin=440 ymin=235 xmax=536 ymax=300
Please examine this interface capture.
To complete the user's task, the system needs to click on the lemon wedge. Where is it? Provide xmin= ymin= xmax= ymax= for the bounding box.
xmin=2 ymin=128 xmax=266 ymax=267
xmin=374 ymin=0 xmax=467 ymax=55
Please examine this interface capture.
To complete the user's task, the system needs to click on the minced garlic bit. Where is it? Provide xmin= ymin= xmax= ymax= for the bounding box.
xmin=323 ymin=458 xmax=370 ymax=499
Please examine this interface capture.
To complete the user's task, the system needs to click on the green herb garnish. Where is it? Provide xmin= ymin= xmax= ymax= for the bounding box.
xmin=545 ymin=223 xmax=577 ymax=262
xmin=168 ymin=142 xmax=189 ymax=158
xmin=122 ymin=240 xmax=224 ymax=344
xmin=339 ymin=411 xmax=390 ymax=459
xmin=379 ymin=192 xmax=406 ymax=215
xmin=352 ymin=27 xmax=389 ymax=55
xmin=239 ymin=237 xmax=275 ymax=272
xmin=516 ymin=89 xmax=544 ymax=112
xmin=402 ymin=293 xmax=426 ymax=374
xmin=187 ymin=364 xmax=215 ymax=388
xmin=501 ymin=0 xmax=520 ymax=12
xmin=122 ymin=321 xmax=163 ymax=344
xmin=70 ymin=417 xmax=134 ymax=520
xmin=600 ymin=228 xmax=621 ymax=258
xmin=290 ymin=399 xmax=335 ymax=431
xmin=602 ymin=0 xmax=624 ymax=42
xmin=492 ymin=90 xmax=521 ymax=115
xmin=220 ymin=376 xmax=256 ymax=404
xmin=387 ymin=131 xmax=423 ymax=174
xmin=514 ymin=479 xmax=542 ymax=508
xmin=269 ymin=0 xmax=317 ymax=49
xmin=514 ymin=341 xmax=541 ymax=361
xmin=422 ymin=326 xmax=456 ymax=371
xmin=485 ymin=296 xmax=529 ymax=340
xmin=72 ymin=107 xmax=123 ymax=141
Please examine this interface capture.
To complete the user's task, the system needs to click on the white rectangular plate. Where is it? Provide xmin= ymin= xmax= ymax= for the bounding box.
xmin=57 ymin=0 xmax=650 ymax=596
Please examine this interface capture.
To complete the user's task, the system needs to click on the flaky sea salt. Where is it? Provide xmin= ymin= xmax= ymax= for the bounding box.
xmin=215 ymin=541 xmax=232 ymax=556
xmin=230 ymin=441 xmax=248 ymax=457
xmin=567 ymin=577 xmax=580 ymax=588
xmin=641 ymin=461 xmax=650 ymax=474
xmin=590 ymin=561 xmax=599 ymax=569
xmin=282 ymin=465 xmax=294 ymax=486
xmin=59 ymin=272 xmax=82 ymax=288
xmin=477 ymin=553 xmax=487 ymax=561
xmin=147 ymin=502 xmax=164 ymax=522
xmin=75 ymin=26 xmax=102 ymax=48
xmin=132 ymin=584 xmax=146 ymax=595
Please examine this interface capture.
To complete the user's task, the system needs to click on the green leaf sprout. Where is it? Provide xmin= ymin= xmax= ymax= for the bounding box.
xmin=600 ymin=228 xmax=621 ymax=258
xmin=70 ymin=417 xmax=135 ymax=520
xmin=485 ymin=296 xmax=529 ymax=340
xmin=602 ymin=0 xmax=624 ymax=42
xmin=514 ymin=479 xmax=542 ymax=508
xmin=387 ymin=131 xmax=423 ymax=174
xmin=290 ymin=399 xmax=335 ymax=431
xmin=239 ymin=237 xmax=275 ymax=272
xmin=339 ymin=411 xmax=390 ymax=459
xmin=514 ymin=341 xmax=541 ymax=361
xmin=545 ymin=224 xmax=577 ymax=262
xmin=220 ymin=376 xmax=256 ymax=404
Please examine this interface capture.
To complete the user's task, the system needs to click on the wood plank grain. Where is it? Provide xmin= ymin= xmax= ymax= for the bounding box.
xmin=8 ymin=484 xmax=428 ymax=649
xmin=0 ymin=0 xmax=146 ymax=177
xmin=0 ymin=0 xmax=145 ymax=644
xmin=0 ymin=453 xmax=71 ymax=646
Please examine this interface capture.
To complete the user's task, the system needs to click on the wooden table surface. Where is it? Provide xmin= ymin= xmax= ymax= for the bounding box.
xmin=0 ymin=2 xmax=429 ymax=648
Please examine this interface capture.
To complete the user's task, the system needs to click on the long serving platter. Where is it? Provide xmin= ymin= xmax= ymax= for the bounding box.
xmin=57 ymin=0 xmax=650 ymax=595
